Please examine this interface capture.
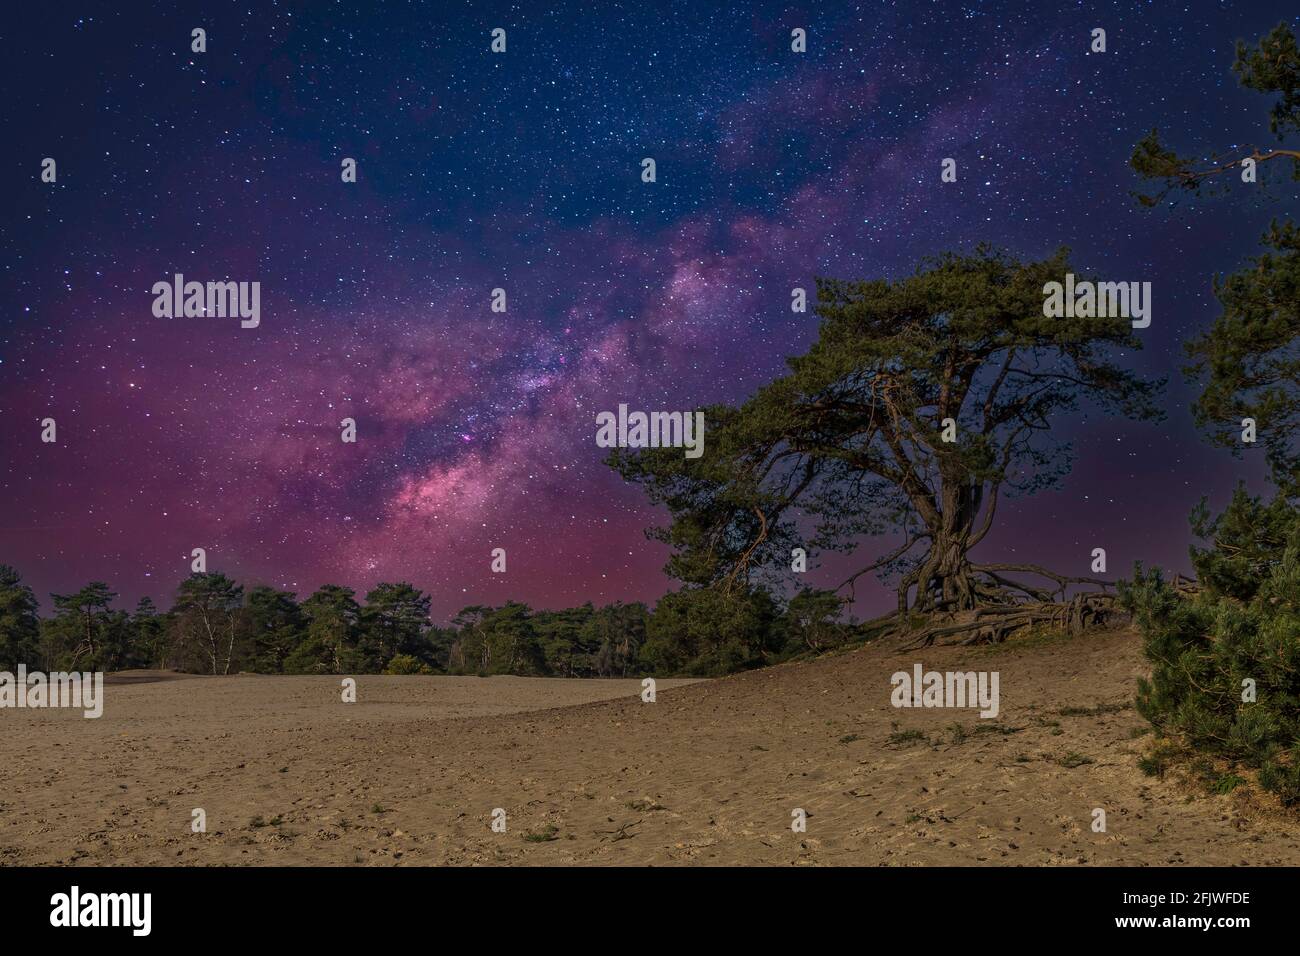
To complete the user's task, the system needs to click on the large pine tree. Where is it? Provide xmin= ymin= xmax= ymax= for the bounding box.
xmin=612 ymin=246 xmax=1161 ymax=641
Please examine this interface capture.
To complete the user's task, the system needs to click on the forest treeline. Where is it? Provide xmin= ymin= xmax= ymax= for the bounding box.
xmin=0 ymin=566 xmax=855 ymax=678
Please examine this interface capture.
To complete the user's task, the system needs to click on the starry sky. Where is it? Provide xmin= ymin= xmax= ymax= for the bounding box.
xmin=1 ymin=1 xmax=1295 ymax=620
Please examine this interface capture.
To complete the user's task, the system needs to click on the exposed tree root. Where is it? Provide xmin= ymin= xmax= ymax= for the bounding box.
xmin=893 ymin=593 xmax=1122 ymax=650
xmin=861 ymin=563 xmax=1133 ymax=649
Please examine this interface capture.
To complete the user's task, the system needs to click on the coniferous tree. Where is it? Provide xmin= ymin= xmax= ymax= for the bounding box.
xmin=169 ymin=573 xmax=244 ymax=675
xmin=0 ymin=564 xmax=40 ymax=669
xmin=244 ymin=586 xmax=305 ymax=673
xmin=360 ymin=582 xmax=433 ymax=670
xmin=642 ymin=586 xmax=780 ymax=676
xmin=612 ymin=247 xmax=1161 ymax=630
xmin=49 ymin=582 xmax=117 ymax=669
xmin=130 ymin=596 xmax=169 ymax=669
xmin=1126 ymin=23 xmax=1300 ymax=803
xmin=286 ymin=584 xmax=364 ymax=674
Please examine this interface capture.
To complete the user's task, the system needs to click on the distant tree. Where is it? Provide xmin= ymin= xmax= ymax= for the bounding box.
xmin=534 ymin=604 xmax=598 ymax=677
xmin=0 ymin=565 xmax=40 ymax=669
xmin=285 ymin=584 xmax=363 ymax=674
xmin=49 ymin=582 xmax=117 ymax=668
xmin=587 ymin=602 xmax=649 ymax=677
xmin=243 ymin=586 xmax=305 ymax=673
xmin=643 ymin=586 xmax=779 ymax=676
xmin=360 ymin=582 xmax=433 ymax=669
xmin=36 ymin=619 xmax=61 ymax=671
xmin=488 ymin=602 xmax=547 ymax=676
xmin=424 ymin=623 xmax=459 ymax=671
xmin=447 ymin=605 xmax=489 ymax=673
xmin=449 ymin=603 xmax=546 ymax=676
xmin=169 ymin=573 xmax=244 ymax=675
xmin=130 ymin=597 xmax=170 ymax=669
xmin=97 ymin=609 xmax=138 ymax=671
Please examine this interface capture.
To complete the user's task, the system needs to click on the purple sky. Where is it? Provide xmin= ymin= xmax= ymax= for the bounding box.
xmin=1 ymin=2 xmax=1291 ymax=619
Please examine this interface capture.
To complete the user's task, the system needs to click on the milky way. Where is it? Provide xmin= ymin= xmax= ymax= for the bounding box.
xmin=1 ymin=1 xmax=1292 ymax=619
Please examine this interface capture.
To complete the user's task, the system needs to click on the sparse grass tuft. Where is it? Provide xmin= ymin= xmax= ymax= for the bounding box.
xmin=886 ymin=729 xmax=929 ymax=748
xmin=523 ymin=824 xmax=560 ymax=843
xmin=1057 ymin=751 xmax=1094 ymax=768
xmin=626 ymin=798 xmax=666 ymax=812
xmin=1058 ymin=701 xmax=1131 ymax=717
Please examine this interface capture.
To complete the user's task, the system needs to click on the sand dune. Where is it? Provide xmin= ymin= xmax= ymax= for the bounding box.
xmin=2 ymin=630 xmax=1297 ymax=866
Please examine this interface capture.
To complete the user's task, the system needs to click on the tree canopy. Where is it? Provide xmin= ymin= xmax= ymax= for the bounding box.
xmin=612 ymin=246 xmax=1161 ymax=622
xmin=1132 ymin=21 xmax=1300 ymax=492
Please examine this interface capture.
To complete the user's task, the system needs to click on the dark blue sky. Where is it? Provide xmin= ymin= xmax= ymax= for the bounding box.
xmin=1 ymin=1 xmax=1295 ymax=617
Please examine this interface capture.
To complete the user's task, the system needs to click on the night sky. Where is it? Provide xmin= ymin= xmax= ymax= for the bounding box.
xmin=2 ymin=1 xmax=1295 ymax=620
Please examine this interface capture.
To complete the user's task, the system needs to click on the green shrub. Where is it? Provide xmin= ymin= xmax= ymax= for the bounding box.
xmin=383 ymin=653 xmax=435 ymax=675
xmin=1122 ymin=486 xmax=1300 ymax=803
xmin=641 ymin=585 xmax=781 ymax=676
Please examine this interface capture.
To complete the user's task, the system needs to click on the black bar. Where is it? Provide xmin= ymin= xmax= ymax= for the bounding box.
xmin=1 ymin=866 xmax=1277 ymax=940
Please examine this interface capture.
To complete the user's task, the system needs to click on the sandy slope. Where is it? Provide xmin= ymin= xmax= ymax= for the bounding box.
xmin=2 ymin=630 xmax=1298 ymax=866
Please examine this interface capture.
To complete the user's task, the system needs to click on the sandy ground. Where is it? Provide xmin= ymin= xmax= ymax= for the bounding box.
xmin=3 ymin=629 xmax=1299 ymax=866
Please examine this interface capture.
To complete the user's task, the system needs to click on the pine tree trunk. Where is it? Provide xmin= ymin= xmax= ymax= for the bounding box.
xmin=902 ymin=529 xmax=977 ymax=612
